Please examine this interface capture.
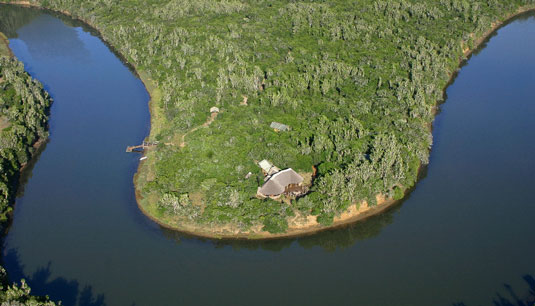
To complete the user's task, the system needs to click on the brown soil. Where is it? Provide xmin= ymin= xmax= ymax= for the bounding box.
xmin=240 ymin=95 xmax=248 ymax=106
xmin=0 ymin=116 xmax=10 ymax=130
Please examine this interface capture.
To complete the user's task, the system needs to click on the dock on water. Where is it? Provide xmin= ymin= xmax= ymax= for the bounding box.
xmin=126 ymin=141 xmax=158 ymax=152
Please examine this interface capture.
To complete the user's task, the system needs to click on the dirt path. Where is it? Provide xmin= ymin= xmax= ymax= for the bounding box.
xmin=1 ymin=31 xmax=13 ymax=58
xmin=0 ymin=116 xmax=10 ymax=130
xmin=178 ymin=112 xmax=218 ymax=148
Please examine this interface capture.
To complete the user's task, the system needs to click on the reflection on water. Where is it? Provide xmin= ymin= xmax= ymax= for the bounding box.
xmin=16 ymin=141 xmax=48 ymax=199
xmin=453 ymin=275 xmax=535 ymax=306
xmin=12 ymin=14 xmax=90 ymax=63
xmin=0 ymin=4 xmax=41 ymax=37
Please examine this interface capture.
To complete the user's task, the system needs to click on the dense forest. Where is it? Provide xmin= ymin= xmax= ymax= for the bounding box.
xmin=0 ymin=32 xmax=55 ymax=304
xmin=5 ymin=0 xmax=533 ymax=235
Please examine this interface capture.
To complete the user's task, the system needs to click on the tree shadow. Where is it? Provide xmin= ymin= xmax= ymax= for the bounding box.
xmin=3 ymin=248 xmax=106 ymax=306
xmin=0 ymin=4 xmax=42 ymax=38
xmin=16 ymin=139 xmax=49 ymax=199
xmin=452 ymin=274 xmax=535 ymax=306
xmin=1 ymin=140 xmax=50 ymax=237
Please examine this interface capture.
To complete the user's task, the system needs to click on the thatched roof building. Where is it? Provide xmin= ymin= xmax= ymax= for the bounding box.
xmin=258 ymin=168 xmax=303 ymax=197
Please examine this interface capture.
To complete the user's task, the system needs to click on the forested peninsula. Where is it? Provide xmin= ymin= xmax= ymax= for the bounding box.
xmin=4 ymin=0 xmax=534 ymax=239
xmin=0 ymin=30 xmax=55 ymax=304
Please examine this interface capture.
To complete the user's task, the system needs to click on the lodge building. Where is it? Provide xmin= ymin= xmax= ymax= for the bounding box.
xmin=257 ymin=168 xmax=304 ymax=198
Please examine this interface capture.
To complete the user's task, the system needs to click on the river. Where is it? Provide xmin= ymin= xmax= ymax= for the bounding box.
xmin=1 ymin=5 xmax=534 ymax=306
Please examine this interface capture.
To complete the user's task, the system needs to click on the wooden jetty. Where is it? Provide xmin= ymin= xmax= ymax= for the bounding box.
xmin=126 ymin=141 xmax=158 ymax=152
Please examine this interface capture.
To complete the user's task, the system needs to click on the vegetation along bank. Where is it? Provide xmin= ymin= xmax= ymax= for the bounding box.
xmin=3 ymin=0 xmax=535 ymax=239
xmin=0 ymin=29 xmax=56 ymax=304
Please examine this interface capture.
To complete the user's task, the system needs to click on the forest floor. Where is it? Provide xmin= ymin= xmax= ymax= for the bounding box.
xmin=0 ymin=116 xmax=10 ymax=130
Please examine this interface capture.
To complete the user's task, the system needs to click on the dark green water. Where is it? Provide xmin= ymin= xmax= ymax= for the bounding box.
xmin=1 ymin=5 xmax=535 ymax=306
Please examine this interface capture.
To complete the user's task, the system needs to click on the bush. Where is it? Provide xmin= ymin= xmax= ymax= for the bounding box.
xmin=393 ymin=186 xmax=405 ymax=200
xmin=262 ymin=215 xmax=288 ymax=234
xmin=317 ymin=212 xmax=334 ymax=226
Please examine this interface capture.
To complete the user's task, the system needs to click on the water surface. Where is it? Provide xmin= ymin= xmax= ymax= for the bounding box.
xmin=1 ymin=5 xmax=534 ymax=306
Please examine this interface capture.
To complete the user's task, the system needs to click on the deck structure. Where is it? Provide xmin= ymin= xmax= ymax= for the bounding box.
xmin=126 ymin=141 xmax=158 ymax=152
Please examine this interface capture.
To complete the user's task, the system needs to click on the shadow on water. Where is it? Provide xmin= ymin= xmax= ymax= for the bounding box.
xmin=0 ymin=139 xmax=49 ymax=237
xmin=15 ymin=140 xmax=48 ymax=199
xmin=452 ymin=275 xmax=535 ymax=306
xmin=466 ymin=11 xmax=535 ymax=61
xmin=3 ymin=249 xmax=105 ymax=306
xmin=437 ymin=10 xmax=535 ymax=117
xmin=0 ymin=3 xmax=89 ymax=38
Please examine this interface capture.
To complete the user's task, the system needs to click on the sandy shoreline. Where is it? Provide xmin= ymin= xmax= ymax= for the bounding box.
xmin=135 ymin=189 xmax=399 ymax=240
xmin=2 ymin=1 xmax=534 ymax=240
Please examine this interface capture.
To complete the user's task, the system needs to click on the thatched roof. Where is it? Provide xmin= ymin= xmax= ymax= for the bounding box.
xmin=259 ymin=168 xmax=303 ymax=196
xmin=259 ymin=179 xmax=285 ymax=196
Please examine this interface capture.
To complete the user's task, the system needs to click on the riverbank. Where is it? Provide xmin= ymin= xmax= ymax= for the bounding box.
xmin=2 ymin=1 xmax=534 ymax=240
xmin=135 ymin=187 xmax=398 ymax=239
xmin=462 ymin=6 xmax=535 ymax=59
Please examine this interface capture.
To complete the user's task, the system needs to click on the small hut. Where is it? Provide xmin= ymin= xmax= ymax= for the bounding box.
xmin=258 ymin=159 xmax=280 ymax=176
xmin=210 ymin=106 xmax=220 ymax=113
xmin=270 ymin=122 xmax=290 ymax=132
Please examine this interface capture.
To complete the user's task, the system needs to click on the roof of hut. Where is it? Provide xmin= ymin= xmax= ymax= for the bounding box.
xmin=259 ymin=168 xmax=303 ymax=196
xmin=270 ymin=122 xmax=290 ymax=131
xmin=259 ymin=159 xmax=273 ymax=173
